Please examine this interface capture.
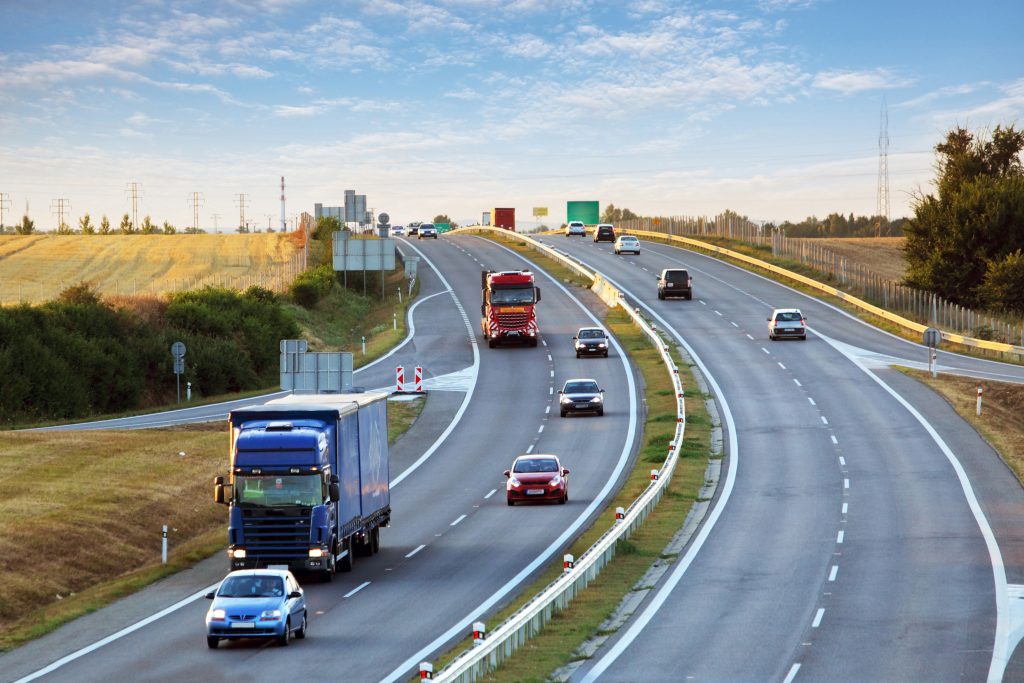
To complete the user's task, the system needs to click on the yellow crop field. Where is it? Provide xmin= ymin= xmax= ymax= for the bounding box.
xmin=816 ymin=236 xmax=907 ymax=281
xmin=0 ymin=233 xmax=304 ymax=304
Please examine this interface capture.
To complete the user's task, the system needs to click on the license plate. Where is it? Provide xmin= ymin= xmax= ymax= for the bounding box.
xmin=526 ymin=489 xmax=545 ymax=495
xmin=230 ymin=622 xmax=256 ymax=629
xmin=666 ymin=283 xmax=673 ymax=287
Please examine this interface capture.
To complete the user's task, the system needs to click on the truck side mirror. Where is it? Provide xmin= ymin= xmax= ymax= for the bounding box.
xmin=329 ymin=483 xmax=340 ymax=503
xmin=214 ymin=476 xmax=226 ymax=505
xmin=535 ymin=287 xmax=541 ymax=303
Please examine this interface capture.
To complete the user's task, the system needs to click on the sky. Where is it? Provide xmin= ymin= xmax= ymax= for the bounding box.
xmin=2 ymin=0 xmax=1023 ymax=231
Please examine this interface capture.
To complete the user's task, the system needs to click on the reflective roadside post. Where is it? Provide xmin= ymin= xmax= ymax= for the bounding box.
xmin=923 ymin=327 xmax=940 ymax=379
xmin=171 ymin=341 xmax=186 ymax=403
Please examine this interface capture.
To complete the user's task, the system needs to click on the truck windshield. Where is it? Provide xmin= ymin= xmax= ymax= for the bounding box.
xmin=235 ymin=474 xmax=323 ymax=507
xmin=490 ymin=287 xmax=534 ymax=305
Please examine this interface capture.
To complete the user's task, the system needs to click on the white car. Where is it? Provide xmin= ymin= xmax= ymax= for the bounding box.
xmin=390 ymin=225 xmax=405 ymax=237
xmin=768 ymin=308 xmax=807 ymax=341
xmin=565 ymin=221 xmax=586 ymax=237
xmin=418 ymin=224 xmax=438 ymax=239
xmin=614 ymin=235 xmax=640 ymax=255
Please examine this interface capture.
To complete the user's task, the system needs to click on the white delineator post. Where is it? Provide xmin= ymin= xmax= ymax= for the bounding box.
xmin=563 ymin=554 xmax=574 ymax=572
xmin=419 ymin=662 xmax=433 ymax=680
xmin=977 ymin=386 xmax=983 ymax=416
xmin=161 ymin=525 xmax=168 ymax=564
xmin=472 ymin=621 xmax=486 ymax=646
xmin=396 ymin=366 xmax=405 ymax=393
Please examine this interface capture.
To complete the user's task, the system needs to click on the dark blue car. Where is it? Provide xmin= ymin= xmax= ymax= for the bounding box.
xmin=205 ymin=569 xmax=307 ymax=648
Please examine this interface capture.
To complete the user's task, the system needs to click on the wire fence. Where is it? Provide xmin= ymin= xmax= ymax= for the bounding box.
xmin=619 ymin=214 xmax=1024 ymax=348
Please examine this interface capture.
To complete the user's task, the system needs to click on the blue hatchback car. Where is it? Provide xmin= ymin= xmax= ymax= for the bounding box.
xmin=205 ymin=569 xmax=307 ymax=648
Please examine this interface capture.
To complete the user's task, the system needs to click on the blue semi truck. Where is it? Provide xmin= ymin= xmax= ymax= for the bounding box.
xmin=213 ymin=392 xmax=390 ymax=580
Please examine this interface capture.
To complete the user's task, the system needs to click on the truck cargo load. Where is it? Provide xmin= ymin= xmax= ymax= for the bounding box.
xmin=492 ymin=207 xmax=515 ymax=230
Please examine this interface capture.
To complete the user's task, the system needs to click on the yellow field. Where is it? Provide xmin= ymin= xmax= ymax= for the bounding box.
xmin=0 ymin=233 xmax=304 ymax=304
xmin=816 ymin=236 xmax=907 ymax=281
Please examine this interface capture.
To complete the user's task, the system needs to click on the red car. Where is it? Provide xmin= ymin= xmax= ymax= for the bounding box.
xmin=505 ymin=455 xmax=569 ymax=506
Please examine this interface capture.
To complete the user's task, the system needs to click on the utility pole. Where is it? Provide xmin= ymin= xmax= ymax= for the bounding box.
xmin=50 ymin=198 xmax=71 ymax=232
xmin=187 ymin=192 xmax=205 ymax=233
xmin=234 ymin=193 xmax=249 ymax=232
xmin=211 ymin=213 xmax=221 ymax=232
xmin=876 ymin=97 xmax=890 ymax=237
xmin=0 ymin=192 xmax=10 ymax=232
xmin=125 ymin=182 xmax=143 ymax=231
xmin=265 ymin=213 xmax=274 ymax=231
xmin=280 ymin=176 xmax=287 ymax=232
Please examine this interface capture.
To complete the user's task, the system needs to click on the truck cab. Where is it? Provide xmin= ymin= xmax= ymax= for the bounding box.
xmin=481 ymin=270 xmax=542 ymax=347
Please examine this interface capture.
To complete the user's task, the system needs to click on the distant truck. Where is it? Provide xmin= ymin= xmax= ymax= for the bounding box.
xmin=481 ymin=270 xmax=541 ymax=347
xmin=492 ymin=208 xmax=515 ymax=231
xmin=214 ymin=392 xmax=390 ymax=581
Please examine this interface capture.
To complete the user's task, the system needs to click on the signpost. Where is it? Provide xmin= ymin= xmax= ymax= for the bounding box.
xmin=532 ymin=207 xmax=548 ymax=232
xmin=923 ymin=327 xmax=940 ymax=378
xmin=171 ymin=341 xmax=186 ymax=403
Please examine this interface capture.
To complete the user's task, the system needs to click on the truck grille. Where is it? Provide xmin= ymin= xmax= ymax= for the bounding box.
xmin=496 ymin=312 xmax=529 ymax=328
xmin=241 ymin=510 xmax=310 ymax=558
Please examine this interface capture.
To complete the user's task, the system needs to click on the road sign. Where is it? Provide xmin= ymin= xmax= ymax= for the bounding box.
xmin=173 ymin=358 xmax=185 ymax=375
xmin=532 ymin=207 xmax=548 ymax=217
xmin=378 ymin=212 xmax=390 ymax=226
xmin=923 ymin=327 xmax=941 ymax=347
xmin=171 ymin=341 xmax=186 ymax=358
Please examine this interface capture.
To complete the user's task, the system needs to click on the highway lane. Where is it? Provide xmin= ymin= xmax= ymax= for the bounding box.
xmin=2 ymin=233 xmax=641 ymax=683
xmin=535 ymin=235 xmax=1024 ymax=682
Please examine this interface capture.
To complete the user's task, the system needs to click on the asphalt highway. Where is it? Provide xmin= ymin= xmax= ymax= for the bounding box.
xmin=1 ymin=234 xmax=642 ymax=683
xmin=533 ymin=234 xmax=1024 ymax=682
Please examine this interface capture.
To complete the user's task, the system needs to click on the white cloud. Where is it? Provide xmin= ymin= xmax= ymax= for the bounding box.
xmin=273 ymin=104 xmax=326 ymax=117
xmin=894 ymin=83 xmax=986 ymax=109
xmin=813 ymin=68 xmax=914 ymax=94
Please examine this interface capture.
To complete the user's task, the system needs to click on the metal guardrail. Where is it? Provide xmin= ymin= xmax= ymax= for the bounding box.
xmin=435 ymin=227 xmax=686 ymax=682
xmin=627 ymin=228 xmax=1024 ymax=358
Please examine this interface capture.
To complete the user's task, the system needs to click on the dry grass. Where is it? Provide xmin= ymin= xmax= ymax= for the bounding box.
xmin=0 ymin=233 xmax=303 ymax=304
xmin=815 ymin=237 xmax=907 ymax=281
xmin=902 ymin=370 xmax=1024 ymax=484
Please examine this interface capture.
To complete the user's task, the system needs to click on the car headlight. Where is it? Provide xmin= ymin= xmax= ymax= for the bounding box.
xmin=231 ymin=548 xmax=246 ymax=559
xmin=590 ymin=396 xmax=603 ymax=403
xmin=309 ymin=548 xmax=324 ymax=558
xmin=560 ymin=395 xmax=572 ymax=404
xmin=549 ymin=475 xmax=561 ymax=486
xmin=597 ymin=343 xmax=606 ymax=348
xmin=509 ymin=477 xmax=521 ymax=487
xmin=208 ymin=609 xmax=226 ymax=622
xmin=260 ymin=610 xmax=282 ymax=621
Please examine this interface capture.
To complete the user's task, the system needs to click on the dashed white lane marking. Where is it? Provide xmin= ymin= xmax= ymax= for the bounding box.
xmin=547 ymin=354 xmax=552 ymax=361
xmin=761 ymin=347 xmax=770 ymax=355
xmin=450 ymin=514 xmax=467 ymax=526
xmin=812 ymin=608 xmax=825 ymax=628
xmin=714 ymin=310 xmax=722 ymax=316
xmin=526 ymin=444 xmax=534 ymax=454
xmin=344 ymin=581 xmax=371 ymax=598
xmin=641 ymin=267 xmax=649 ymax=271
xmin=838 ymin=455 xmax=845 ymax=464
xmin=793 ymin=379 xmax=802 ymax=387
xmin=778 ymin=362 xmax=786 ymax=370
xmin=837 ymin=530 xmax=845 ymax=544
xmin=542 ymin=340 xmax=547 ymax=346
xmin=783 ymin=664 xmax=801 ymax=683
xmin=545 ymin=406 xmax=551 ymax=414
xmin=842 ymin=502 xmax=848 ymax=514
xmin=699 ymin=300 xmax=706 ymax=305
xmin=821 ymin=415 xmax=829 ymax=425
xmin=550 ymin=370 xmax=554 ymax=378
xmin=549 ymin=387 xmax=553 ymax=395
xmin=844 ymin=478 xmax=850 ymax=489
xmin=538 ymin=425 xmax=544 ymax=433
xmin=829 ymin=565 xmax=839 ymax=582
xmin=406 ymin=545 xmax=426 ymax=558
xmin=731 ymin=322 xmax=738 ymax=328
xmin=746 ymin=334 xmax=754 ymax=340
xmin=808 ymin=397 xmax=816 ymax=406
xmin=484 ymin=489 xmax=497 ymax=499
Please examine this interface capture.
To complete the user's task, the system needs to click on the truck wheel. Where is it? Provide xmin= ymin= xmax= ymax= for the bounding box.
xmin=278 ymin=619 xmax=291 ymax=647
xmin=207 ymin=636 xmax=219 ymax=649
xmin=488 ymin=339 xmax=497 ymax=349
xmin=338 ymin=539 xmax=355 ymax=573
xmin=529 ymin=339 xmax=538 ymax=347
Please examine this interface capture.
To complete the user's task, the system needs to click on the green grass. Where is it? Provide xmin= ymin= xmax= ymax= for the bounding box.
xmin=424 ymin=243 xmax=713 ymax=681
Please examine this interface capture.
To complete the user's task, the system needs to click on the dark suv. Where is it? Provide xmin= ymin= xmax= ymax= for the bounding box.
xmin=657 ymin=269 xmax=692 ymax=300
xmin=594 ymin=224 xmax=615 ymax=243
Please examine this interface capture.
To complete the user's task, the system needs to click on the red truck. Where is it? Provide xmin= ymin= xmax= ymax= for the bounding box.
xmin=481 ymin=270 xmax=541 ymax=347
xmin=492 ymin=208 xmax=515 ymax=231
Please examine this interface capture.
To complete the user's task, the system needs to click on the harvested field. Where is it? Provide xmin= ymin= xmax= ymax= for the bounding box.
xmin=815 ymin=236 xmax=907 ymax=281
xmin=0 ymin=233 xmax=304 ymax=304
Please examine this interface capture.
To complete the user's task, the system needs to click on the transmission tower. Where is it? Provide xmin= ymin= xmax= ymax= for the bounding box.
xmin=0 ymin=192 xmax=10 ymax=232
xmin=125 ymin=182 xmax=143 ymax=230
xmin=234 ymin=193 xmax=249 ymax=232
xmin=211 ymin=213 xmax=221 ymax=232
xmin=50 ymin=198 xmax=71 ymax=232
xmin=187 ymin=192 xmax=205 ymax=232
xmin=876 ymin=97 xmax=890 ymax=236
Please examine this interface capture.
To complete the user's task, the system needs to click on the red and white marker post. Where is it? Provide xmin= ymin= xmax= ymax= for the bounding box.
xmin=415 ymin=366 xmax=424 ymax=393
xmin=396 ymin=366 xmax=405 ymax=393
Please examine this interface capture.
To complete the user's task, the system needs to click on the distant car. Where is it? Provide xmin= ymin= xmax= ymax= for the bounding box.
xmin=594 ymin=224 xmax=615 ymax=242
xmin=559 ymin=378 xmax=604 ymax=417
xmin=614 ymin=235 xmax=640 ymax=255
xmin=573 ymin=326 xmax=609 ymax=358
xmin=565 ymin=221 xmax=586 ymax=237
xmin=505 ymin=454 xmax=569 ymax=505
xmin=768 ymin=308 xmax=807 ymax=340
xmin=408 ymin=222 xmax=421 ymax=236
xmin=390 ymin=225 xmax=405 ymax=237
xmin=657 ymin=268 xmax=692 ymax=300
xmin=418 ymin=223 xmax=438 ymax=239
xmin=205 ymin=569 xmax=307 ymax=648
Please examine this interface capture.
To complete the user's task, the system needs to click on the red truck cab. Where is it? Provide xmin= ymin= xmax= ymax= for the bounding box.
xmin=481 ymin=270 xmax=541 ymax=347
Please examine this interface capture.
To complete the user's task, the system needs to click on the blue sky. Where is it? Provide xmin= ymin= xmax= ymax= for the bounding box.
xmin=2 ymin=0 xmax=1022 ymax=230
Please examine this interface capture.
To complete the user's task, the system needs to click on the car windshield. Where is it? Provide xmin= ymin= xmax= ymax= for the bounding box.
xmin=420 ymin=224 xmax=435 ymax=230
xmin=235 ymin=474 xmax=323 ymax=507
xmin=564 ymin=381 xmax=599 ymax=393
xmin=514 ymin=458 xmax=559 ymax=474
xmin=218 ymin=575 xmax=284 ymax=598
xmin=664 ymin=271 xmax=689 ymax=283
xmin=620 ymin=237 xmax=638 ymax=243
xmin=776 ymin=312 xmax=802 ymax=322
xmin=578 ymin=329 xmax=604 ymax=339
xmin=490 ymin=287 xmax=535 ymax=305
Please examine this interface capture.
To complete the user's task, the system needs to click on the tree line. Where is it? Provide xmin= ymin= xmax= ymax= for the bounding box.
xmin=3 ymin=213 xmax=209 ymax=235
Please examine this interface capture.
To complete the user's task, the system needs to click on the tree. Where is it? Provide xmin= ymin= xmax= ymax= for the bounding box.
xmin=57 ymin=220 xmax=72 ymax=235
xmin=15 ymin=215 xmax=35 ymax=234
xmin=601 ymin=204 xmax=640 ymax=223
xmin=162 ymin=220 xmax=176 ymax=234
xmin=140 ymin=215 xmax=157 ymax=234
xmin=979 ymin=249 xmax=1024 ymax=313
xmin=904 ymin=125 xmax=1024 ymax=310
xmin=119 ymin=213 xmax=134 ymax=234
xmin=433 ymin=214 xmax=452 ymax=226
xmin=79 ymin=214 xmax=95 ymax=235
xmin=99 ymin=215 xmax=111 ymax=234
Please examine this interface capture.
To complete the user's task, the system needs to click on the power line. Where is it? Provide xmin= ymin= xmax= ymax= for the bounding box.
xmin=187 ymin=191 xmax=205 ymax=233
xmin=124 ymin=182 xmax=143 ymax=230
xmin=234 ymin=193 xmax=249 ymax=232
xmin=0 ymin=192 xmax=10 ymax=232
xmin=50 ymin=198 xmax=71 ymax=232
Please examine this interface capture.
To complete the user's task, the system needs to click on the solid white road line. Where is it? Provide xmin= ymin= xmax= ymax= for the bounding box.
xmin=484 ymin=489 xmax=497 ymax=499
xmin=406 ymin=545 xmax=426 ymax=558
xmin=829 ymin=565 xmax=839 ymax=582
xmin=812 ymin=608 xmax=825 ymax=628
xmin=450 ymin=514 xmax=467 ymax=526
xmin=344 ymin=581 xmax=371 ymax=598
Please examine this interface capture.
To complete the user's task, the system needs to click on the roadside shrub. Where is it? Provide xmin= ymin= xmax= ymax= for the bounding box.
xmin=289 ymin=264 xmax=337 ymax=308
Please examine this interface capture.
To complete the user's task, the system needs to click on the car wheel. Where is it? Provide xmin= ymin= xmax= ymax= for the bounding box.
xmin=559 ymin=492 xmax=567 ymax=504
xmin=507 ymin=498 xmax=514 ymax=506
xmin=597 ymin=408 xmax=604 ymax=416
xmin=296 ymin=611 xmax=307 ymax=639
xmin=657 ymin=291 xmax=664 ymax=300
xmin=800 ymin=334 xmax=807 ymax=341
xmin=207 ymin=636 xmax=219 ymax=649
xmin=279 ymin=619 xmax=291 ymax=647
xmin=686 ymin=294 xmax=692 ymax=300
xmin=603 ymin=351 xmax=609 ymax=358
xmin=560 ymin=409 xmax=567 ymax=418
xmin=576 ymin=350 xmax=580 ymax=358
